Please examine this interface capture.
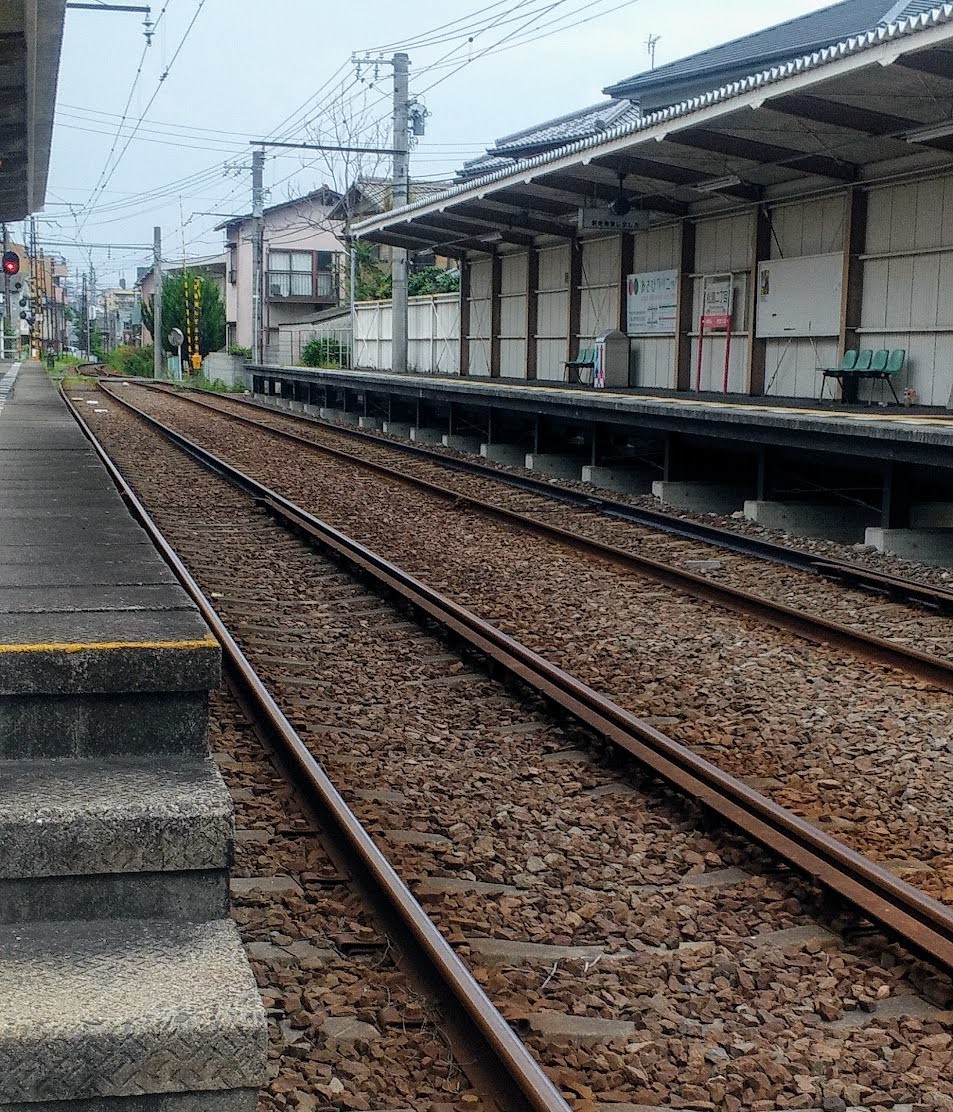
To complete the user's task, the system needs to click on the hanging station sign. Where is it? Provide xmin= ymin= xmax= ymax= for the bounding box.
xmin=578 ymin=208 xmax=650 ymax=232
xmin=625 ymin=269 xmax=678 ymax=335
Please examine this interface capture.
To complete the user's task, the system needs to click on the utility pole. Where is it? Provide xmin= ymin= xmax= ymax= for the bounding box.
xmin=2 ymin=223 xmax=10 ymax=360
xmin=251 ymin=148 xmax=265 ymax=364
xmin=391 ymin=51 xmax=410 ymax=375
xmin=82 ymin=272 xmax=89 ymax=359
xmin=153 ymin=226 xmax=162 ymax=378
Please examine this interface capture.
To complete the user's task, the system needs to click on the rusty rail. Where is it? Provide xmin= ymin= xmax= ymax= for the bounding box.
xmin=114 ymin=382 xmax=953 ymax=694
xmin=87 ymin=383 xmax=953 ymax=978
xmin=62 ymin=387 xmax=572 ymax=1112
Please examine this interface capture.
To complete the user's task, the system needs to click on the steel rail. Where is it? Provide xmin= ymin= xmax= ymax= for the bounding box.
xmin=168 ymin=383 xmax=953 ymax=614
xmin=62 ymin=387 xmax=571 ymax=1112
xmin=90 ymin=383 xmax=953 ymax=977
xmin=112 ymin=382 xmax=953 ymax=694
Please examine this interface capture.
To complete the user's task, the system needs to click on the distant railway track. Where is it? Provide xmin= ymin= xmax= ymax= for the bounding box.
xmin=122 ymin=380 xmax=953 ymax=694
xmin=170 ymin=381 xmax=953 ymax=615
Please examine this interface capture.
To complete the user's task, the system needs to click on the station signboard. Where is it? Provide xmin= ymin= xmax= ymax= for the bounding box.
xmin=626 ymin=269 xmax=678 ymax=335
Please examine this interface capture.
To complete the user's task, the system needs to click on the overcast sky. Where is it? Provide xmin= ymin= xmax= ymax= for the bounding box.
xmin=39 ymin=0 xmax=834 ymax=290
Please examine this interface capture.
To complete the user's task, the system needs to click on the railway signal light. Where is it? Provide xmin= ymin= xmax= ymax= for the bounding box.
xmin=2 ymin=251 xmax=20 ymax=275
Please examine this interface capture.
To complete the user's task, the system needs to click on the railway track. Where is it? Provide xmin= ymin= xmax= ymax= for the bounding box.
xmin=68 ymin=384 xmax=953 ymax=1111
xmin=138 ymin=383 xmax=953 ymax=676
xmin=94 ymin=382 xmax=953 ymax=902
xmin=169 ymin=382 xmax=953 ymax=614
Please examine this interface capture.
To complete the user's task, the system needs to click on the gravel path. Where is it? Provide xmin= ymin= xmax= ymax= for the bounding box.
xmin=100 ymin=385 xmax=953 ymax=904
xmin=75 ymin=390 xmax=953 ymax=1112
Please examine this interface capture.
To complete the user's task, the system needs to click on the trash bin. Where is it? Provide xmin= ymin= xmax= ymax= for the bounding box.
xmin=593 ymin=329 xmax=629 ymax=389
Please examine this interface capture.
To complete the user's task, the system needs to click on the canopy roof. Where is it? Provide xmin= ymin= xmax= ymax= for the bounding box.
xmin=0 ymin=0 xmax=66 ymax=222
xmin=355 ymin=5 xmax=953 ymax=257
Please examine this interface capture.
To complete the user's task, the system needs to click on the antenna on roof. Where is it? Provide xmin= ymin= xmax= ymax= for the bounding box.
xmin=646 ymin=33 xmax=661 ymax=70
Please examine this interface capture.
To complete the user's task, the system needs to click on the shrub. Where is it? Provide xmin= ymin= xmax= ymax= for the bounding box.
xmin=300 ymin=336 xmax=350 ymax=368
xmin=107 ymin=344 xmax=155 ymax=378
xmin=228 ymin=344 xmax=252 ymax=358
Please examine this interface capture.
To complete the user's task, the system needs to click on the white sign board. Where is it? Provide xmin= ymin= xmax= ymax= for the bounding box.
xmin=755 ymin=253 xmax=842 ymax=338
xmin=626 ymin=269 xmax=678 ymax=335
xmin=701 ymin=273 xmax=733 ymax=331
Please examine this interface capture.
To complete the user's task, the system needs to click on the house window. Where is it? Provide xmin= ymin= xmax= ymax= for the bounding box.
xmin=269 ymin=250 xmax=313 ymax=297
xmin=317 ymin=251 xmax=335 ymax=297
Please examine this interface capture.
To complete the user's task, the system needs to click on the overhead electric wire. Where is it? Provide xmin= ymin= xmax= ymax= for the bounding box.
xmin=76 ymin=0 xmax=210 ymax=233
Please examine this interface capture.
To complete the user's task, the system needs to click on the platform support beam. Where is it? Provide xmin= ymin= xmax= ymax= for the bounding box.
xmin=489 ymin=253 xmax=503 ymax=378
xmin=881 ymin=461 xmax=912 ymax=529
xmin=840 ymin=186 xmax=867 ymax=360
xmin=618 ymin=233 xmax=634 ymax=330
xmin=526 ymin=248 xmax=539 ymax=381
xmin=746 ymin=206 xmax=772 ymax=396
xmin=459 ymin=256 xmax=471 ymax=378
xmin=567 ymin=238 xmax=583 ymax=364
xmin=675 ymin=221 xmax=696 ymax=392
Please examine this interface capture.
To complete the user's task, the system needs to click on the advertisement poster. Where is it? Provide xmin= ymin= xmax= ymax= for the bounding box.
xmin=626 ymin=270 xmax=678 ymax=334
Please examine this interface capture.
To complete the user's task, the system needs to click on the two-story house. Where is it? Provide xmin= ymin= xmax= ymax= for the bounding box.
xmin=218 ymin=187 xmax=345 ymax=357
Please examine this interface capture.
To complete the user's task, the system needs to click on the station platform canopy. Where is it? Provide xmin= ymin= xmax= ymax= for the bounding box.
xmin=354 ymin=6 xmax=953 ymax=254
xmin=0 ymin=0 xmax=67 ymax=223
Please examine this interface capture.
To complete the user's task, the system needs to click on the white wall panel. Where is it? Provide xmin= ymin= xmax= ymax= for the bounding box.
xmin=695 ymin=213 xmax=751 ymax=273
xmin=770 ymin=196 xmax=844 ymax=259
xmin=630 ymin=224 xmax=679 ymax=389
xmin=579 ymin=237 xmax=620 ymax=342
xmin=536 ymin=244 xmax=569 ymax=380
xmin=633 ymin=337 xmax=676 ymax=388
xmin=499 ymin=253 xmax=528 ymax=378
xmin=764 ymin=338 xmax=838 ymax=399
xmin=468 ymin=257 xmax=492 ymax=376
xmin=633 ymin=224 xmax=679 ymax=272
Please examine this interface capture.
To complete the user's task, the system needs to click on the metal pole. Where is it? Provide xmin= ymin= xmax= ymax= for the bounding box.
xmin=2 ymin=223 xmax=10 ymax=360
xmin=251 ymin=149 xmax=264 ymax=364
xmin=391 ymin=51 xmax=409 ymax=375
xmin=153 ymin=225 xmax=163 ymax=379
xmin=82 ymin=272 xmax=89 ymax=359
xmin=349 ymin=245 xmax=356 ymax=369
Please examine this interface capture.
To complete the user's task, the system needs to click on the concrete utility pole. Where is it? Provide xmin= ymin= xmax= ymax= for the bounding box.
xmin=153 ymin=226 xmax=163 ymax=379
xmin=391 ymin=51 xmax=410 ymax=375
xmin=2 ymin=223 xmax=10 ymax=360
xmin=251 ymin=148 xmax=265 ymax=365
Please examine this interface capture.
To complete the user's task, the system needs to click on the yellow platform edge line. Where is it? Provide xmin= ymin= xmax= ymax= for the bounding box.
xmin=0 ymin=637 xmax=218 ymax=655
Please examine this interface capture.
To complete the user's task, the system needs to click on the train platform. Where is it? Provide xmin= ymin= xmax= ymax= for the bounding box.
xmin=249 ymin=364 xmax=953 ymax=467
xmin=0 ymin=363 xmax=266 ymax=1110
xmin=248 ymin=363 xmax=953 ymax=564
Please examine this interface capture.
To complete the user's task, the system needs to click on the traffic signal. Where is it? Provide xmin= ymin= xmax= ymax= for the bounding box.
xmin=2 ymin=251 xmax=20 ymax=276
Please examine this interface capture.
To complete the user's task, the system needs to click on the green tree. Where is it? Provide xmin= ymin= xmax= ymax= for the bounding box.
xmin=141 ymin=273 xmax=226 ymax=356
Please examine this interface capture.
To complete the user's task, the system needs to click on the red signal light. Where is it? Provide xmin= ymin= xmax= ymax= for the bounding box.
xmin=2 ymin=251 xmax=19 ymax=276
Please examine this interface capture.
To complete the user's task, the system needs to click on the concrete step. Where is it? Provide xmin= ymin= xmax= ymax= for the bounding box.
xmin=0 ymin=757 xmax=233 ymax=923
xmin=0 ymin=917 xmax=267 ymax=1109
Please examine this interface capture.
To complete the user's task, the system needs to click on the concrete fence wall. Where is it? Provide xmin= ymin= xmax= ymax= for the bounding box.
xmin=270 ymin=294 xmax=460 ymax=375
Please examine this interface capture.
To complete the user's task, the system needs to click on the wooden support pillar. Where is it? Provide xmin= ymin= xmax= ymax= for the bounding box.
xmin=489 ymin=252 xmax=503 ymax=378
xmin=840 ymin=186 xmax=867 ymax=358
xmin=458 ymin=255 xmax=471 ymax=377
xmin=526 ymin=248 xmax=539 ymax=381
xmin=746 ymin=205 xmax=772 ymax=396
xmin=618 ymin=233 xmax=634 ymax=327
xmin=567 ymin=238 xmax=583 ymax=363
xmin=675 ymin=221 xmax=696 ymax=392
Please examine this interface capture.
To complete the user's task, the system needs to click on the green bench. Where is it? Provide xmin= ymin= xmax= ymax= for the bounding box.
xmin=564 ymin=346 xmax=596 ymax=384
xmin=821 ymin=348 xmax=906 ymax=404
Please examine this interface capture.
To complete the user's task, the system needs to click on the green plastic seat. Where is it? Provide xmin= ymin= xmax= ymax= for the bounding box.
xmin=854 ymin=349 xmax=873 ymax=372
xmin=870 ymin=349 xmax=889 ymax=372
xmin=886 ymin=349 xmax=906 ymax=374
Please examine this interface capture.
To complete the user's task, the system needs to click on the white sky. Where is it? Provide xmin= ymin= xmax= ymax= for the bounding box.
xmin=40 ymin=0 xmax=834 ymax=289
